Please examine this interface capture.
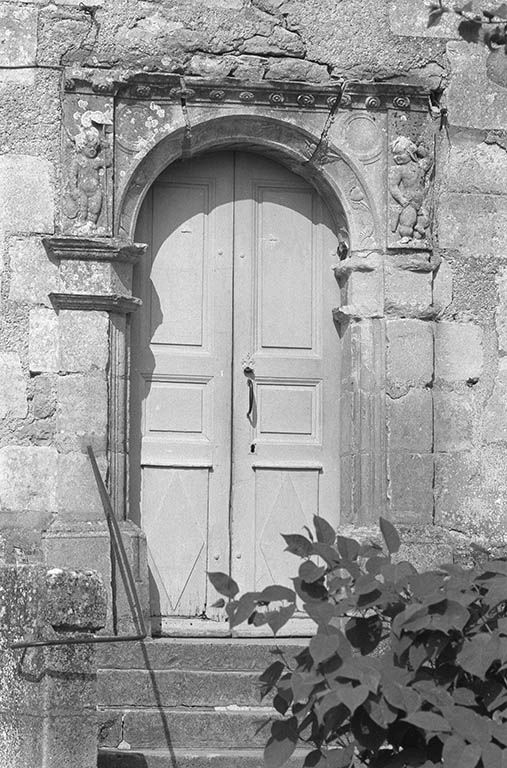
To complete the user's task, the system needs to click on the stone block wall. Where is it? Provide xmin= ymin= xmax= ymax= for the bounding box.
xmin=0 ymin=0 xmax=507 ymax=576
xmin=0 ymin=564 xmax=107 ymax=768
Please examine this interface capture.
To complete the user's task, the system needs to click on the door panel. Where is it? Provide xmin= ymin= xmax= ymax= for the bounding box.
xmin=132 ymin=153 xmax=234 ymax=628
xmin=231 ymin=153 xmax=340 ymax=630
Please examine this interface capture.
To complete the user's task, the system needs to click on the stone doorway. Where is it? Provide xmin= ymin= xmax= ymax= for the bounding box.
xmin=129 ymin=149 xmax=343 ymax=636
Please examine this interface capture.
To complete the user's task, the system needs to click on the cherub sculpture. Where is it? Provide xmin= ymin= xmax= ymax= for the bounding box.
xmin=389 ymin=136 xmax=433 ymax=243
xmin=68 ymin=111 xmax=112 ymax=234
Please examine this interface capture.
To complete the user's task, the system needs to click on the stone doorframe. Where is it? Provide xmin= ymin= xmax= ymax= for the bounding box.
xmin=42 ymin=72 xmax=436 ymax=627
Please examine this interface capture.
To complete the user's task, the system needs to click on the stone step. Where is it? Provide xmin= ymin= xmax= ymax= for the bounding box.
xmin=98 ymin=747 xmax=309 ymax=768
xmin=97 ymin=638 xmax=306 ymax=672
xmin=97 ymin=669 xmax=271 ymax=708
xmin=98 ymin=706 xmax=277 ymax=750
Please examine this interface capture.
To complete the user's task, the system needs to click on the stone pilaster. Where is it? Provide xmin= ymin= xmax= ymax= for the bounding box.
xmin=41 ymin=236 xmax=149 ymax=633
xmin=334 ymin=251 xmax=388 ymax=524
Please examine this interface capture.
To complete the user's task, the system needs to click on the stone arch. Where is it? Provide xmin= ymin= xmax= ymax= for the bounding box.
xmin=116 ymin=107 xmax=387 ymax=531
xmin=116 ymin=112 xmax=381 ymax=254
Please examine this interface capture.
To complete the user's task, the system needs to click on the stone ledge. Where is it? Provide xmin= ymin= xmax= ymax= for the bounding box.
xmin=43 ymin=236 xmax=146 ymax=264
xmin=49 ymin=292 xmax=142 ymax=314
xmin=338 ymin=523 xmax=507 ymax=571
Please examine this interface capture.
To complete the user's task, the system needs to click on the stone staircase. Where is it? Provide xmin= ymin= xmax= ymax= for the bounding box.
xmin=96 ymin=638 xmax=308 ymax=768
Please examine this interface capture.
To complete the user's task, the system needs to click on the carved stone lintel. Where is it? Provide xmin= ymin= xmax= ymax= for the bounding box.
xmin=43 ymin=236 xmax=147 ymax=263
xmin=49 ymin=292 xmax=142 ymax=314
xmin=64 ymin=68 xmax=431 ymax=112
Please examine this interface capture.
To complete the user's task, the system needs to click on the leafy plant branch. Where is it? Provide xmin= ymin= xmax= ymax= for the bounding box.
xmin=208 ymin=516 xmax=507 ymax=768
xmin=429 ymin=1 xmax=507 ymax=48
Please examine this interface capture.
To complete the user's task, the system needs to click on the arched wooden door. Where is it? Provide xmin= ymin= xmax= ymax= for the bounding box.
xmin=131 ymin=151 xmax=341 ymax=636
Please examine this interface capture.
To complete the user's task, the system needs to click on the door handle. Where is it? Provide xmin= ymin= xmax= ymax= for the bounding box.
xmin=247 ymin=378 xmax=254 ymax=420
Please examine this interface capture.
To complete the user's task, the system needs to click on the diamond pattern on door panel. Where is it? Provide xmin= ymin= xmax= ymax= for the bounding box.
xmin=256 ymin=469 xmax=319 ymax=589
xmin=143 ymin=467 xmax=209 ymax=616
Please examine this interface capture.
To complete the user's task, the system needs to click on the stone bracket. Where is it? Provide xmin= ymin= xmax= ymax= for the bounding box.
xmin=43 ymin=235 xmax=146 ymax=263
xmin=49 ymin=292 xmax=142 ymax=314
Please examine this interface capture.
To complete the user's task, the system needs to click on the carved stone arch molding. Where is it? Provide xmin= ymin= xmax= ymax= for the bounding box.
xmin=116 ymin=112 xmax=380 ymax=252
xmin=44 ymin=73 xmax=435 ymax=607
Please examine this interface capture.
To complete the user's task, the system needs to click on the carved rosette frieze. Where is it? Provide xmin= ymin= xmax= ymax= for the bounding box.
xmin=387 ymin=107 xmax=436 ymax=251
xmin=62 ymin=93 xmax=115 ymax=237
xmin=60 ymin=69 xmax=432 ymax=253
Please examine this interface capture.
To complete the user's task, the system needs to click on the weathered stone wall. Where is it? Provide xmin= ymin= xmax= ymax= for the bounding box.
xmin=0 ymin=564 xmax=107 ymax=768
xmin=1 ymin=0 xmax=507 ymax=570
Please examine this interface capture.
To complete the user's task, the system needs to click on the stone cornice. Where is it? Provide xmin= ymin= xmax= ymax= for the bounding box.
xmin=43 ymin=236 xmax=147 ymax=264
xmin=63 ymin=69 xmax=431 ymax=113
xmin=49 ymin=293 xmax=142 ymax=314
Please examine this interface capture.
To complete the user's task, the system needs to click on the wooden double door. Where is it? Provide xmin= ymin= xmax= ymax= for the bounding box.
xmin=131 ymin=151 xmax=340 ymax=635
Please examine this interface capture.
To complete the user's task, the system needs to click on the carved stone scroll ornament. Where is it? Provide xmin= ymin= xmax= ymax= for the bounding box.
xmin=63 ymin=108 xmax=113 ymax=235
xmin=388 ymin=135 xmax=433 ymax=246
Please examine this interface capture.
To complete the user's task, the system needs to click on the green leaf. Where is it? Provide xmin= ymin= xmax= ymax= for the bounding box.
xmin=351 ymin=708 xmax=386 ymax=751
xmin=427 ymin=4 xmax=448 ymax=27
xmin=337 ymin=536 xmax=359 ymax=560
xmin=364 ymin=695 xmax=398 ymax=727
xmin=366 ymin=555 xmax=389 ymax=576
xmin=259 ymin=660 xmax=285 ymax=686
xmin=293 ymin=577 xmax=328 ymax=603
xmin=407 ymin=571 xmax=445 ymax=599
xmin=379 ymin=517 xmax=401 ymax=554
xmin=207 ymin=571 xmax=239 ymax=598
xmin=310 ymin=542 xmax=341 ymax=566
xmin=314 ymin=515 xmax=336 ymax=545
xmin=493 ymin=721 xmax=507 ymax=746
xmin=457 ymin=18 xmax=482 ymax=43
xmin=458 ymin=633 xmax=500 ymax=677
xmin=315 ymin=691 xmax=349 ymax=727
xmin=403 ymin=711 xmax=451 ymax=733
xmin=338 ymin=682 xmax=369 ymax=714
xmin=481 ymin=742 xmax=504 ymax=768
xmin=229 ymin=592 xmax=259 ymax=627
xmin=442 ymin=735 xmax=481 ymax=768
xmin=264 ymin=718 xmax=298 ymax=768
xmin=303 ymin=600 xmax=336 ymax=626
xmin=211 ymin=598 xmax=225 ymax=608
xmin=267 ymin=603 xmax=296 ymax=635
xmin=338 ymin=656 xmax=381 ymax=692
xmin=442 ymin=705 xmax=492 ymax=747
xmin=260 ymin=585 xmax=296 ymax=604
xmin=345 ymin=615 xmax=383 ymax=655
xmin=299 ymin=560 xmax=327 ymax=583
xmin=423 ymin=598 xmax=469 ymax=634
xmin=383 ymin=682 xmax=421 ymax=715
xmin=309 ymin=633 xmax=341 ymax=663
xmin=291 ymin=670 xmax=322 ymax=703
xmin=282 ymin=534 xmax=313 ymax=558
xmin=324 ymin=746 xmax=354 ymax=768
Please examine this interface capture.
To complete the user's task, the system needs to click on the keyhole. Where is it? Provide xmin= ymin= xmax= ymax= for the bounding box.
xmin=250 ymin=444 xmax=256 ymax=454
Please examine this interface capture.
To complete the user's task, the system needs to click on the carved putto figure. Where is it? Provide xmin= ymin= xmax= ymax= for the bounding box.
xmin=389 ymin=136 xmax=432 ymax=243
xmin=68 ymin=110 xmax=112 ymax=234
